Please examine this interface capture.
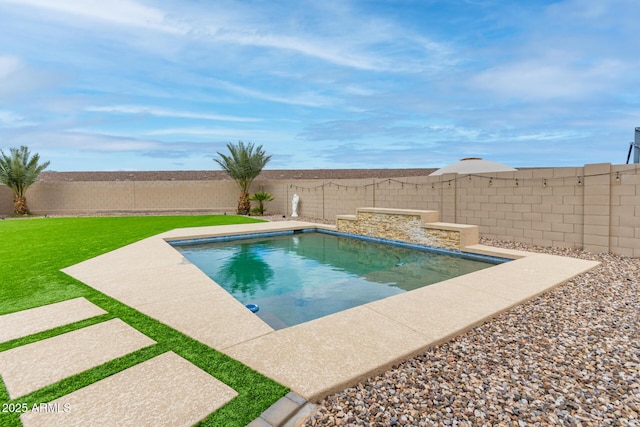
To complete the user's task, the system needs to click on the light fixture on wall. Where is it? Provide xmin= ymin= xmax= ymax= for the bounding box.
xmin=514 ymin=179 xmax=519 ymax=188
xmin=616 ymin=172 xmax=621 ymax=183
xmin=578 ymin=176 xmax=582 ymax=185
xmin=543 ymin=179 xmax=547 ymax=188
xmin=489 ymin=178 xmax=493 ymax=187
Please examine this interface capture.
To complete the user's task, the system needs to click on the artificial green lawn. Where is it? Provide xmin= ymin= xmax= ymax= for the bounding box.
xmin=0 ymin=215 xmax=289 ymax=427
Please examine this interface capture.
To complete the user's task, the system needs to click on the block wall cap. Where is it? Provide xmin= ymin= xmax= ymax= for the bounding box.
xmin=423 ymin=222 xmax=478 ymax=231
xmin=355 ymin=207 xmax=438 ymax=216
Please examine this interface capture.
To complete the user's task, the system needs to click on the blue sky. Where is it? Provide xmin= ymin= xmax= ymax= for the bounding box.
xmin=0 ymin=0 xmax=638 ymax=171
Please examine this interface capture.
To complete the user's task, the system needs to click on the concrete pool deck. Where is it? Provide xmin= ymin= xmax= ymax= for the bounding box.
xmin=62 ymin=221 xmax=599 ymax=402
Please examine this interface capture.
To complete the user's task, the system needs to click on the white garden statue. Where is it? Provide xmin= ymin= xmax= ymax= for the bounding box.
xmin=291 ymin=193 xmax=299 ymax=217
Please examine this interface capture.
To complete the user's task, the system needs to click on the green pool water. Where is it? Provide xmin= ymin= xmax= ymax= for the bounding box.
xmin=173 ymin=231 xmax=499 ymax=330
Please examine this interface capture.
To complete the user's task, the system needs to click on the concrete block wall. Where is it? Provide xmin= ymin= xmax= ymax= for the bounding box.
xmin=583 ymin=163 xmax=611 ymax=253
xmin=0 ymin=185 xmax=13 ymax=213
xmin=455 ymin=167 xmax=586 ymax=249
xmin=2 ymin=163 xmax=640 ymax=257
xmin=30 ymin=181 xmax=136 ymax=213
xmin=256 ymin=179 xmax=354 ymax=218
xmin=250 ymin=180 xmax=288 ymax=216
xmin=322 ymin=180 xmax=373 ymax=220
xmin=5 ymin=180 xmax=241 ymax=215
xmin=611 ymin=164 xmax=640 ymax=257
xmin=257 ymin=163 xmax=640 ymax=256
xmin=281 ymin=176 xmax=443 ymax=220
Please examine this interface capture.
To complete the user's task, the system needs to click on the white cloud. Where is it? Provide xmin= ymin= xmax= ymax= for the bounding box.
xmin=4 ymin=130 xmax=161 ymax=152
xmin=0 ymin=110 xmax=33 ymax=127
xmin=147 ymin=127 xmax=242 ymax=137
xmin=471 ymin=57 xmax=626 ymax=101
xmin=344 ymin=85 xmax=377 ymax=97
xmin=0 ymin=0 xmax=185 ymax=34
xmin=218 ymin=80 xmax=337 ymax=108
xmin=2 ymin=0 xmax=453 ymax=75
xmin=511 ymin=131 xmax=584 ymax=142
xmin=546 ymin=0 xmax=638 ymax=32
xmin=0 ymin=55 xmax=22 ymax=80
xmin=86 ymin=105 xmax=262 ymax=122
xmin=465 ymin=0 xmax=638 ymax=103
xmin=0 ymin=55 xmax=56 ymax=99
xmin=183 ymin=1 xmax=452 ymax=73
xmin=0 ymin=0 xmax=637 ymax=170
xmin=145 ymin=127 xmax=293 ymax=143
xmin=72 ymin=135 xmax=157 ymax=151
xmin=213 ymin=30 xmax=385 ymax=71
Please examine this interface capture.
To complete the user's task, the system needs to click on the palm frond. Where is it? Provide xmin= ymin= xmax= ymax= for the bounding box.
xmin=214 ymin=141 xmax=272 ymax=192
xmin=213 ymin=141 xmax=272 ymax=215
xmin=0 ymin=146 xmax=50 ymax=199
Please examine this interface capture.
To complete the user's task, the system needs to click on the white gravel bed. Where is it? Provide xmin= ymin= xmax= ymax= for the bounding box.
xmin=305 ymin=239 xmax=640 ymax=426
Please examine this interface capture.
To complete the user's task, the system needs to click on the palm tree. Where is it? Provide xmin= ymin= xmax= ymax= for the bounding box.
xmin=0 ymin=146 xmax=50 ymax=215
xmin=214 ymin=141 xmax=271 ymax=215
xmin=249 ymin=191 xmax=275 ymax=215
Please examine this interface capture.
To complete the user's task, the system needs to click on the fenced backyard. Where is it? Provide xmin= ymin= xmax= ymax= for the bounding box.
xmin=1 ymin=162 xmax=639 ymax=257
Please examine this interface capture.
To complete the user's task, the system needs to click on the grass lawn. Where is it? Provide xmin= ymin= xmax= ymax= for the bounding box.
xmin=0 ymin=215 xmax=289 ymax=427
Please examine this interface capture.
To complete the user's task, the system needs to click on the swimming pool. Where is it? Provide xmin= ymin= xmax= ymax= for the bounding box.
xmin=171 ymin=230 xmax=506 ymax=330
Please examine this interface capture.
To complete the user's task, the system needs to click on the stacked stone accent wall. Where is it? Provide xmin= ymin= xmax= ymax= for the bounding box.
xmin=418 ymin=228 xmax=461 ymax=250
xmin=336 ymin=208 xmax=474 ymax=250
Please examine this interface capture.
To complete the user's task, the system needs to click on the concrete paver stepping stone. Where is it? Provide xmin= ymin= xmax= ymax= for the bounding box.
xmin=0 ymin=318 xmax=156 ymax=399
xmin=20 ymin=351 xmax=238 ymax=427
xmin=0 ymin=297 xmax=106 ymax=343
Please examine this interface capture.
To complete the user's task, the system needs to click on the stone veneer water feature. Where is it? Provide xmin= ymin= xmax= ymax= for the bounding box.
xmin=336 ymin=207 xmax=479 ymax=250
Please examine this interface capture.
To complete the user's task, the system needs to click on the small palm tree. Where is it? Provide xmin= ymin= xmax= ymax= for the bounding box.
xmin=0 ymin=146 xmax=50 ymax=215
xmin=249 ymin=191 xmax=274 ymax=216
xmin=214 ymin=141 xmax=272 ymax=215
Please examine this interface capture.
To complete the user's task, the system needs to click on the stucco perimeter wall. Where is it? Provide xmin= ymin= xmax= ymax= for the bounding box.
xmin=4 ymin=180 xmax=242 ymax=215
xmin=2 ymin=162 xmax=640 ymax=256
xmin=0 ymin=185 xmax=13 ymax=214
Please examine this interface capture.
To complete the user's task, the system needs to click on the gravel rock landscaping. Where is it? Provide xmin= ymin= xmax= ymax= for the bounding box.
xmin=305 ymin=239 xmax=639 ymax=426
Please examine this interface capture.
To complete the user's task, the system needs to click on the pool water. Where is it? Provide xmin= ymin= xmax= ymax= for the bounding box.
xmin=172 ymin=231 xmax=499 ymax=330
